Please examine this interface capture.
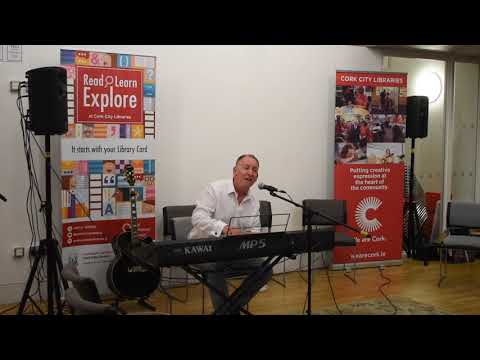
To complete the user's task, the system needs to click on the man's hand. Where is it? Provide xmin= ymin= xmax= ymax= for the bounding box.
xmin=223 ymin=226 xmax=242 ymax=236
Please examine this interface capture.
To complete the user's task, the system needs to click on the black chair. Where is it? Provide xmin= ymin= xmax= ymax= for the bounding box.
xmin=259 ymin=200 xmax=273 ymax=229
xmin=259 ymin=200 xmax=286 ymax=288
xmin=162 ymin=205 xmax=196 ymax=303
xmin=299 ymin=199 xmax=347 ymax=271
xmin=437 ymin=201 xmax=480 ymax=286
xmin=163 ymin=205 xmax=196 ymax=239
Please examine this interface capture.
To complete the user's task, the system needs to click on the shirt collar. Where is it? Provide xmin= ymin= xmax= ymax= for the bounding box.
xmin=228 ymin=178 xmax=253 ymax=201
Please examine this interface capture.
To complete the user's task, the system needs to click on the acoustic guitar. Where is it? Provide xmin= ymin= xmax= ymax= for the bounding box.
xmin=106 ymin=165 xmax=159 ymax=300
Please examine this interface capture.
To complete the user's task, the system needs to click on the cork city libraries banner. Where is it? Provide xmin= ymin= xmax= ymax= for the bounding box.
xmin=59 ymin=49 xmax=156 ymax=293
xmin=333 ymin=71 xmax=407 ymax=266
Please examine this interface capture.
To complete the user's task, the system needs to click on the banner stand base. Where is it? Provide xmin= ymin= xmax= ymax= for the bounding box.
xmin=329 ymin=259 xmax=403 ymax=271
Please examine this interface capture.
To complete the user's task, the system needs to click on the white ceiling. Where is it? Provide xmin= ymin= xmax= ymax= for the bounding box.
xmin=367 ymin=45 xmax=480 ymax=59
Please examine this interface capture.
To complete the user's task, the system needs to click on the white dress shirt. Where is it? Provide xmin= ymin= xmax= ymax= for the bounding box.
xmin=189 ymin=179 xmax=260 ymax=239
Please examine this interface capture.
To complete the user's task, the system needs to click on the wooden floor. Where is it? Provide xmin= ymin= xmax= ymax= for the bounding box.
xmin=2 ymin=258 xmax=480 ymax=315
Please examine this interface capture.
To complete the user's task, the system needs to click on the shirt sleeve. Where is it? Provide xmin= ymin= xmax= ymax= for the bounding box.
xmin=244 ymin=198 xmax=261 ymax=229
xmin=191 ymin=184 xmax=227 ymax=238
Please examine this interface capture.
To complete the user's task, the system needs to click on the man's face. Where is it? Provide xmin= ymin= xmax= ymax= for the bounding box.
xmin=233 ymin=156 xmax=259 ymax=192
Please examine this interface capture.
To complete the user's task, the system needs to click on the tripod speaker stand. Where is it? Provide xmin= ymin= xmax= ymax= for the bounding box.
xmin=405 ymin=95 xmax=429 ymax=262
xmin=17 ymin=135 xmax=69 ymax=315
xmin=17 ymin=67 xmax=69 ymax=315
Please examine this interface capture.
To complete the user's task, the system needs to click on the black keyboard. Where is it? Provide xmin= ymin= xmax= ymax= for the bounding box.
xmin=131 ymin=228 xmax=355 ymax=267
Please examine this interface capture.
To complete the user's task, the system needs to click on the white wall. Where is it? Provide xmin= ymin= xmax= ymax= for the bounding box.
xmin=384 ymin=57 xmax=446 ymax=194
xmin=0 ymin=45 xmax=382 ymax=304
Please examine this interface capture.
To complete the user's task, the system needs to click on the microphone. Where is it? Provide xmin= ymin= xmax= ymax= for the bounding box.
xmin=258 ymin=182 xmax=286 ymax=193
xmin=0 ymin=193 xmax=6 ymax=202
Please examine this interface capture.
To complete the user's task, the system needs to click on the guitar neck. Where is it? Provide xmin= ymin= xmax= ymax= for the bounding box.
xmin=130 ymin=187 xmax=139 ymax=244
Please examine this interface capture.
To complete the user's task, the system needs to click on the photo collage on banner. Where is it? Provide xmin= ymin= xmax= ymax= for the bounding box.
xmin=59 ymin=49 xmax=156 ymax=293
xmin=333 ymin=71 xmax=407 ymax=267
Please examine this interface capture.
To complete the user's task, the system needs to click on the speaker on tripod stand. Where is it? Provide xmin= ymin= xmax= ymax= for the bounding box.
xmin=17 ymin=67 xmax=69 ymax=315
xmin=405 ymin=95 xmax=428 ymax=261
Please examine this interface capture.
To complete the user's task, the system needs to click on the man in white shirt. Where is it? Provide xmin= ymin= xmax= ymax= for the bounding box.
xmin=189 ymin=154 xmax=272 ymax=314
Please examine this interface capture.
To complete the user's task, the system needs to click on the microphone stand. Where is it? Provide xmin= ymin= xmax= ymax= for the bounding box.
xmin=267 ymin=191 xmax=364 ymax=315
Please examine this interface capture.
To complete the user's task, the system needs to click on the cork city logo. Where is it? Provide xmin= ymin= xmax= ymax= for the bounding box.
xmin=354 ymin=197 xmax=383 ymax=233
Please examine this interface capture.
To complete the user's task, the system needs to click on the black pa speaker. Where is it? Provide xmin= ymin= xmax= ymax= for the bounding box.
xmin=26 ymin=67 xmax=68 ymax=135
xmin=406 ymin=96 xmax=429 ymax=139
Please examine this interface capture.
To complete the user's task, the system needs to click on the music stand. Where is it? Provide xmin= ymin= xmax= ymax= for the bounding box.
xmin=225 ymin=213 xmax=290 ymax=236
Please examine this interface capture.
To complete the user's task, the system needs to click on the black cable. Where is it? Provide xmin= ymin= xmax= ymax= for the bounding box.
xmin=17 ymin=83 xmax=49 ymax=311
xmin=324 ymin=262 xmax=342 ymax=315
xmin=296 ymin=250 xmax=343 ymax=314
xmin=378 ymin=267 xmax=398 ymax=314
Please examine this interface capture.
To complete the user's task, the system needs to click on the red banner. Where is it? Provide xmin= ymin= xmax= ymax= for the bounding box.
xmin=336 ymin=71 xmax=407 ymax=87
xmin=334 ymin=164 xmax=404 ymax=263
xmin=76 ymin=66 xmax=143 ymax=124
xmin=62 ymin=217 xmax=155 ymax=248
xmin=334 ymin=70 xmax=407 ymax=265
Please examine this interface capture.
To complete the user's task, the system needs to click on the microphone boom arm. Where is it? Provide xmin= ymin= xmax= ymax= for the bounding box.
xmin=268 ymin=191 xmax=365 ymax=236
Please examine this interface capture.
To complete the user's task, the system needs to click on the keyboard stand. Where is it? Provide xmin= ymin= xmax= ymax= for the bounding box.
xmin=183 ymin=254 xmax=285 ymax=315
xmin=183 ymin=265 xmax=252 ymax=315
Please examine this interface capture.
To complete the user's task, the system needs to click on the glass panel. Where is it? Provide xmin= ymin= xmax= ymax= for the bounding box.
xmin=452 ymin=62 xmax=479 ymax=201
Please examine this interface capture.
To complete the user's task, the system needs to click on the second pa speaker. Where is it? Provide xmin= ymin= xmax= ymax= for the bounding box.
xmin=26 ymin=66 xmax=68 ymax=135
xmin=406 ymin=96 xmax=429 ymax=139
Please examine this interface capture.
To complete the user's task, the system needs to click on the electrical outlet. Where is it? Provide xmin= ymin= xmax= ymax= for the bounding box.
xmin=14 ymin=247 xmax=25 ymax=258
xmin=10 ymin=81 xmax=21 ymax=92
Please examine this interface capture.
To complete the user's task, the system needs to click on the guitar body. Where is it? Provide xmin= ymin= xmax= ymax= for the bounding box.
xmin=107 ymin=255 xmax=160 ymax=299
xmin=112 ymin=231 xmax=153 ymax=256
xmin=107 ymin=164 xmax=159 ymax=300
xmin=111 ymin=231 xmax=131 ymax=256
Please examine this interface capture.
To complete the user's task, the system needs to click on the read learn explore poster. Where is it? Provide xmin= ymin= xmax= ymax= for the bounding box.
xmin=59 ymin=49 xmax=156 ymax=294
xmin=333 ymin=71 xmax=407 ymax=268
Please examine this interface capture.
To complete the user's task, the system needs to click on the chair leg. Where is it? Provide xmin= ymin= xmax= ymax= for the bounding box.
xmin=438 ymin=247 xmax=447 ymax=287
xmin=202 ymin=283 xmax=205 ymax=315
xmin=166 ymin=268 xmax=173 ymax=313
xmin=275 ymin=260 xmax=287 ymax=288
xmin=183 ymin=270 xmax=190 ymax=303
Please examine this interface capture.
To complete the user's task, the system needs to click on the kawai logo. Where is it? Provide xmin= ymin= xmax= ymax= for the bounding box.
xmin=354 ymin=197 xmax=383 ymax=233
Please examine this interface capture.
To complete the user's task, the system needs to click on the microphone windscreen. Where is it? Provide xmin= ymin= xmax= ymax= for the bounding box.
xmin=258 ymin=182 xmax=264 ymax=190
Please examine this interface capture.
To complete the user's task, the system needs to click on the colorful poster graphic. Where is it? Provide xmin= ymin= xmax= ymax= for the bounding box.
xmin=60 ymin=49 xmax=156 ymax=294
xmin=76 ymin=66 xmax=143 ymax=124
xmin=334 ymin=71 xmax=407 ymax=266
